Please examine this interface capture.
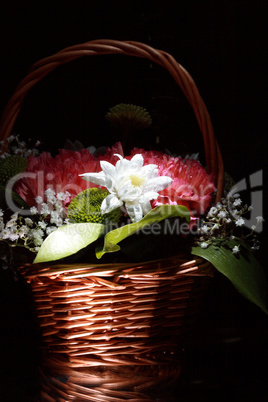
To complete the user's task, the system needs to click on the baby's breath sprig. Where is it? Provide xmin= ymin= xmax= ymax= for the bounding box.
xmin=0 ymin=134 xmax=41 ymax=158
xmin=196 ymin=194 xmax=264 ymax=254
xmin=0 ymin=189 xmax=70 ymax=252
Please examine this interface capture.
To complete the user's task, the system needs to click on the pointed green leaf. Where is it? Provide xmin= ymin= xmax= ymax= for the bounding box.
xmin=192 ymin=239 xmax=268 ymax=315
xmin=34 ymin=223 xmax=105 ymax=263
xmin=96 ymin=205 xmax=190 ymax=259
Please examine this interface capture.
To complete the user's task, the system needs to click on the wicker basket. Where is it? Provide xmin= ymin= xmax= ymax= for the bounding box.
xmin=0 ymin=40 xmax=224 ymax=401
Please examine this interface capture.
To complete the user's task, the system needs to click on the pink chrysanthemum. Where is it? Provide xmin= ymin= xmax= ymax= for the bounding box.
xmin=15 ymin=143 xmax=124 ymax=207
xmin=129 ymin=148 xmax=215 ymax=216
xmin=15 ymin=141 xmax=214 ymax=217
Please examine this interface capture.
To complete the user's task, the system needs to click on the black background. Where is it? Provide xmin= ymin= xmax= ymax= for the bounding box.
xmin=0 ymin=1 xmax=267 ymax=401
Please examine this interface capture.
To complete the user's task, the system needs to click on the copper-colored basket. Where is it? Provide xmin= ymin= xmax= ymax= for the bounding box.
xmin=0 ymin=40 xmax=223 ymax=401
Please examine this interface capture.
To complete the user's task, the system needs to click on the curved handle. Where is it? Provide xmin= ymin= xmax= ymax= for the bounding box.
xmin=0 ymin=39 xmax=224 ymax=198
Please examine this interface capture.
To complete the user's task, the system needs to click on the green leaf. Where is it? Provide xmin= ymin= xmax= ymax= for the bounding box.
xmin=34 ymin=223 xmax=105 ymax=263
xmin=192 ymin=239 xmax=268 ymax=315
xmin=0 ymin=184 xmax=29 ymax=210
xmin=96 ymin=205 xmax=190 ymax=259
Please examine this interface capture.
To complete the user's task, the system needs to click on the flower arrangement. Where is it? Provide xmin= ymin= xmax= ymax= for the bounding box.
xmin=1 ymin=40 xmax=267 ymax=402
xmin=0 ymin=104 xmax=267 ymax=315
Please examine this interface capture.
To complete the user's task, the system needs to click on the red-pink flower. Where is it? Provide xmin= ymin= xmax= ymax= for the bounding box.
xmin=15 ymin=143 xmax=124 ymax=207
xmin=15 ymin=141 xmax=214 ymax=217
xmin=129 ymin=148 xmax=215 ymax=216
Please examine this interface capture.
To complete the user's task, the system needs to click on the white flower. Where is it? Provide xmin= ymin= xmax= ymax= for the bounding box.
xmin=201 ymin=224 xmax=210 ymax=234
xmin=201 ymin=242 xmax=208 ymax=249
xmin=18 ymin=225 xmax=29 ymax=238
xmin=35 ymin=196 xmax=43 ymax=204
xmin=235 ymin=217 xmax=245 ymax=227
xmin=29 ymin=228 xmax=44 ymax=246
xmin=50 ymin=211 xmax=63 ymax=226
xmin=25 ymin=217 xmax=33 ymax=227
xmin=2 ymin=228 xmax=11 ymax=239
xmin=256 ymin=216 xmax=264 ymax=223
xmin=212 ymin=224 xmax=219 ymax=230
xmin=218 ymin=210 xmax=227 ymax=219
xmin=251 ymin=244 xmax=260 ymax=251
xmin=56 ymin=192 xmax=68 ymax=201
xmin=33 ymin=236 xmax=43 ymax=246
xmin=45 ymin=188 xmax=55 ymax=198
xmin=55 ymin=217 xmax=63 ymax=226
xmin=7 ymin=135 xmax=15 ymax=143
xmin=80 ymin=154 xmax=173 ymax=222
xmin=233 ymin=198 xmax=242 ymax=207
xmin=45 ymin=188 xmax=57 ymax=204
xmin=9 ymin=233 xmax=19 ymax=241
xmin=40 ymin=203 xmax=50 ymax=215
xmin=38 ymin=221 xmax=47 ymax=229
xmin=50 ymin=210 xmax=59 ymax=220
xmin=232 ymin=245 xmax=240 ymax=254
xmin=30 ymin=206 xmax=38 ymax=215
xmin=207 ymin=206 xmax=217 ymax=217
xmin=6 ymin=219 xmax=17 ymax=228
xmin=46 ymin=226 xmax=57 ymax=235
xmin=32 ymin=228 xmax=44 ymax=238
xmin=55 ymin=202 xmax=64 ymax=214
xmin=0 ymin=209 xmax=3 ymax=217
xmin=10 ymin=212 xmax=19 ymax=220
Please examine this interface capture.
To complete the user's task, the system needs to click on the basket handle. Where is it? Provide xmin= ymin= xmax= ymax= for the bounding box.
xmin=0 ymin=39 xmax=224 ymax=199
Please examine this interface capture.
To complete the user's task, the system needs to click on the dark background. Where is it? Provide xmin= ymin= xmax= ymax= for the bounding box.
xmin=0 ymin=1 xmax=267 ymax=401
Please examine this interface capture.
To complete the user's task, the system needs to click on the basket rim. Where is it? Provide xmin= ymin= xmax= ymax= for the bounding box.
xmin=19 ymin=253 xmax=214 ymax=282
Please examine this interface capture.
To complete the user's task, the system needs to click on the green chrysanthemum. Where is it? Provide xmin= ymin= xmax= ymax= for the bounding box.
xmin=106 ymin=104 xmax=152 ymax=130
xmin=67 ymin=188 xmax=122 ymax=224
xmin=0 ymin=155 xmax=28 ymax=186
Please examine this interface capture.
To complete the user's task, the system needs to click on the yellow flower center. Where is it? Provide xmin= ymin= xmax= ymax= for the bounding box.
xmin=130 ymin=175 xmax=144 ymax=187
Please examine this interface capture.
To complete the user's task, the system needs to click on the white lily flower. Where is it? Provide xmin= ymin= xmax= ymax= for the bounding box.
xmin=80 ymin=154 xmax=173 ymax=222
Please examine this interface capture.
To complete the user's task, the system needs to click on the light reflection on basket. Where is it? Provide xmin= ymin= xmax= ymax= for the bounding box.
xmin=20 ymin=256 xmax=212 ymax=401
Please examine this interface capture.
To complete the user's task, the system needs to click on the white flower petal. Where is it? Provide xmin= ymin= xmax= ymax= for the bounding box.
xmin=141 ymin=200 xmax=152 ymax=216
xmin=105 ymin=176 xmax=116 ymax=193
xmin=101 ymin=194 xmax=123 ymax=214
xmin=140 ymin=191 xmax=159 ymax=202
xmin=116 ymin=157 xmax=130 ymax=174
xmin=118 ymin=182 xmax=142 ymax=202
xmin=80 ymin=171 xmax=107 ymax=186
xmin=141 ymin=164 xmax=159 ymax=178
xmin=100 ymin=160 xmax=116 ymax=177
xmin=129 ymin=154 xmax=144 ymax=169
xmin=143 ymin=176 xmax=173 ymax=193
xmin=125 ymin=202 xmax=143 ymax=222
xmin=114 ymin=153 xmax=123 ymax=160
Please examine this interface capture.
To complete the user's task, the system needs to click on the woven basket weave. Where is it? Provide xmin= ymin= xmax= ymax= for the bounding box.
xmin=0 ymin=40 xmax=224 ymax=401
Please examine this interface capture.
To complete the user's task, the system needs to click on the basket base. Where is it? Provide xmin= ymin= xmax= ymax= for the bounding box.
xmin=19 ymin=256 xmax=213 ymax=400
xmin=39 ymin=356 xmax=183 ymax=401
